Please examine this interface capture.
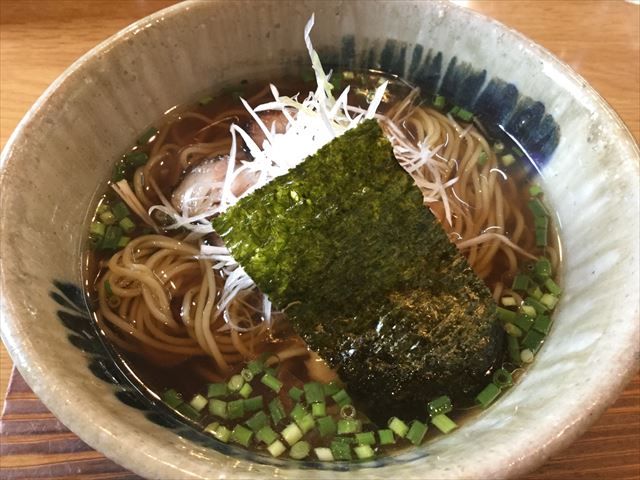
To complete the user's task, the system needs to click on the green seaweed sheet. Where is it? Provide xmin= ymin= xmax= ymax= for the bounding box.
xmin=213 ymin=120 xmax=502 ymax=422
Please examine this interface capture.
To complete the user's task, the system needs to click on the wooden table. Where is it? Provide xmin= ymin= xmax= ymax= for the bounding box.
xmin=1 ymin=1 xmax=638 ymax=478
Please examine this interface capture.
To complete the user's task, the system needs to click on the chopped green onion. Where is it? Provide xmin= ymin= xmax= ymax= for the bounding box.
xmin=323 ymin=381 xmax=341 ymax=396
xmin=245 ymin=410 xmax=269 ymax=432
xmin=112 ymin=202 xmax=130 ymax=220
xmin=355 ymin=431 xmax=376 ymax=445
xmin=522 ymin=329 xmax=545 ymax=353
xmin=339 ymin=404 xmax=356 ymax=419
xmin=534 ymin=215 xmax=549 ymax=229
xmin=290 ymin=403 xmax=306 ymax=423
xmin=210 ymin=424 xmax=231 ymax=443
xmin=99 ymin=211 xmax=117 ymax=225
xmin=501 ymin=296 xmax=516 ymax=307
xmin=432 ymin=413 xmax=458 ymax=434
xmin=331 ymin=389 xmax=352 ymax=407
xmin=406 ymin=420 xmax=428 ymax=445
xmin=314 ymin=447 xmax=334 ymax=461
xmin=513 ymin=146 xmax=525 ymax=158
xmin=256 ymin=425 xmax=278 ymax=445
xmin=207 ymin=383 xmax=228 ymax=398
xmin=298 ymin=413 xmax=316 ymax=434
xmin=303 ymin=382 xmax=325 ymax=404
xmin=117 ymin=236 xmax=130 ymax=248
xmin=527 ymin=285 xmax=543 ymax=300
xmin=504 ymin=322 xmax=523 ymax=338
xmin=528 ymin=198 xmax=548 ymax=218
xmin=512 ymin=274 xmax=531 ymax=291
xmin=261 ymin=373 xmax=283 ymax=393
xmin=540 ymin=293 xmax=558 ymax=309
xmin=198 ymin=95 xmax=214 ymax=106
xmin=535 ymin=257 xmax=552 ymax=278
xmin=96 ymin=203 xmax=109 ymax=215
xmin=533 ymin=314 xmax=552 ymax=335
xmin=289 ymin=440 xmax=311 ymax=460
xmin=520 ymin=348 xmax=535 ymax=363
xmin=535 ymin=227 xmax=548 ymax=247
xmin=137 ymin=126 xmax=158 ymax=145
xmin=476 ymin=383 xmax=501 ymax=408
xmin=231 ymin=425 xmax=253 ymax=447
xmin=456 ymin=108 xmax=474 ymax=122
xmin=354 ymin=444 xmax=375 ymax=460
xmin=281 ymin=422 xmax=303 ymax=446
xmin=227 ymin=399 xmax=245 ymax=420
xmin=161 ymin=389 xmax=183 ymax=408
xmin=520 ymin=304 xmax=538 ymax=318
xmin=240 ymin=368 xmax=254 ymax=382
xmin=238 ymin=382 xmax=253 ymax=399
xmin=513 ymin=313 xmax=534 ymax=332
xmin=118 ymin=217 xmax=135 ymax=234
xmin=204 ymin=421 xmax=219 ymax=435
xmin=477 ymin=150 xmax=488 ymax=166
xmin=176 ymin=403 xmax=200 ymax=420
xmin=189 ymin=394 xmax=208 ymax=412
xmin=493 ymin=141 xmax=505 ymax=153
xmin=317 ymin=416 xmax=337 ymax=437
xmin=501 ymin=154 xmax=515 ymax=166
xmin=427 ymin=395 xmax=452 ymax=417
xmin=101 ymin=225 xmax=123 ymax=250
xmin=208 ymin=398 xmax=228 ymax=418
xmin=267 ymin=439 xmax=286 ymax=457
xmin=524 ymin=297 xmax=548 ymax=315
xmin=492 ymin=368 xmax=513 ymax=388
xmin=496 ymin=306 xmax=517 ymax=323
xmin=388 ymin=417 xmax=409 ymax=438
xmin=244 ymin=395 xmax=263 ymax=412
xmin=507 ymin=336 xmax=520 ymax=364
xmin=507 ymin=335 xmax=521 ymax=364
xmin=288 ymin=386 xmax=304 ymax=402
xmin=268 ymin=398 xmax=286 ymax=425
xmin=246 ymin=359 xmax=264 ymax=375
xmin=433 ymin=95 xmax=445 ymax=109
xmin=337 ymin=418 xmax=361 ymax=435
xmin=90 ymin=221 xmax=106 ymax=238
xmin=378 ymin=428 xmax=395 ymax=445
xmin=544 ymin=278 xmax=562 ymax=296
xmin=227 ymin=374 xmax=245 ymax=392
xmin=312 ymin=402 xmax=326 ymax=418
xmin=330 ymin=440 xmax=352 ymax=460
xmin=449 ymin=105 xmax=460 ymax=116
xmin=529 ymin=184 xmax=543 ymax=196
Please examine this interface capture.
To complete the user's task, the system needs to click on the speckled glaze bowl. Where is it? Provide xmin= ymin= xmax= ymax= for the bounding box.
xmin=1 ymin=1 xmax=638 ymax=478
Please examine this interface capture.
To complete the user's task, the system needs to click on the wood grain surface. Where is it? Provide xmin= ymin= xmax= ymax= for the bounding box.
xmin=1 ymin=0 xmax=639 ymax=478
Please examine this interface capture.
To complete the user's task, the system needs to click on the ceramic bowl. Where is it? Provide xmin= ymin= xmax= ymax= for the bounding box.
xmin=1 ymin=1 xmax=638 ymax=478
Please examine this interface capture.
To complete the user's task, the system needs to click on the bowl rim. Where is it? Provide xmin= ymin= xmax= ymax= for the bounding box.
xmin=1 ymin=0 xmax=638 ymax=478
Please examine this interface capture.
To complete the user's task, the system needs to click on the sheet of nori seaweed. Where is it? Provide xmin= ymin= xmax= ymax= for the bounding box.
xmin=213 ymin=120 xmax=503 ymax=423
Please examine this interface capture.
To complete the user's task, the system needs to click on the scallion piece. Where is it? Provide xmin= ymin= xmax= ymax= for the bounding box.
xmin=513 ymin=313 xmax=534 ymax=332
xmin=477 ymin=150 xmax=488 ymax=166
xmin=240 ymin=368 xmax=254 ymax=382
xmin=289 ymin=440 xmax=311 ymax=460
xmin=337 ymin=418 xmax=361 ymax=435
xmin=520 ymin=304 xmax=538 ymax=318
xmin=476 ymin=383 xmax=501 ymax=408
xmin=137 ymin=126 xmax=158 ymax=145
xmin=504 ymin=322 xmax=523 ymax=338
xmin=540 ymin=293 xmax=558 ymax=310
xmin=534 ymin=215 xmax=549 ymax=229
xmin=288 ymin=386 xmax=304 ymax=402
xmin=244 ymin=395 xmax=263 ymax=412
xmin=492 ymin=368 xmax=513 ymax=388
xmin=245 ymin=410 xmax=269 ymax=432
xmin=501 ymin=153 xmax=515 ymax=166
xmin=528 ymin=198 xmax=548 ymax=218
xmin=231 ymin=425 xmax=253 ymax=447
xmin=496 ymin=306 xmax=517 ymax=323
xmin=501 ymin=296 xmax=516 ymax=306
xmin=269 ymin=398 xmax=285 ymax=425
xmin=427 ymin=395 xmax=452 ymax=417
xmin=204 ymin=421 xmax=219 ymax=435
xmin=99 ymin=211 xmax=117 ymax=225
xmin=112 ymin=202 xmax=130 ymax=221
xmin=298 ymin=414 xmax=316 ymax=434
xmin=524 ymin=297 xmax=548 ymax=315
xmin=100 ymin=225 xmax=123 ymax=250
xmin=432 ymin=414 xmax=457 ymax=434
xmin=456 ymin=108 xmax=474 ymax=122
xmin=209 ymin=398 xmax=228 ymax=418
xmin=522 ymin=329 xmax=545 ymax=352
xmin=355 ymin=431 xmax=376 ymax=445
xmin=354 ymin=444 xmax=375 ymax=460
xmin=261 ymin=373 xmax=283 ymax=393
xmin=90 ymin=221 xmax=106 ymax=238
xmin=387 ymin=417 xmax=409 ymax=438
xmin=117 ymin=236 xmax=130 ymax=248
xmin=281 ymin=422 xmax=303 ymax=446
xmin=227 ymin=399 xmax=245 ymax=420
xmin=314 ymin=447 xmax=335 ymax=461
xmin=535 ymin=257 xmax=552 ymax=278
xmin=323 ymin=381 xmax=340 ymax=397
xmin=340 ymin=404 xmax=356 ymax=419
xmin=378 ymin=428 xmax=395 ymax=445
xmin=207 ymin=383 xmax=228 ymax=398
xmin=211 ymin=424 xmax=231 ymax=443
xmin=303 ymin=382 xmax=325 ymax=404
xmin=117 ymin=217 xmax=135 ymax=234
xmin=267 ymin=439 xmax=286 ymax=457
xmin=511 ymin=274 xmax=530 ymax=291
xmin=406 ymin=420 xmax=428 ymax=445
xmin=290 ymin=403 xmax=306 ymax=423
xmin=246 ymin=359 xmax=264 ymax=375
xmin=433 ymin=95 xmax=445 ymax=109
xmin=332 ymin=389 xmax=352 ymax=407
xmin=238 ymin=382 xmax=253 ymax=399
xmin=312 ymin=402 xmax=326 ymax=418
xmin=449 ymin=105 xmax=460 ymax=116
xmin=520 ymin=348 xmax=535 ymax=363
xmin=256 ymin=425 xmax=278 ymax=445
xmin=330 ymin=440 xmax=352 ymax=461
xmin=507 ymin=335 xmax=521 ymax=364
xmin=161 ymin=389 xmax=183 ymax=408
xmin=316 ymin=416 xmax=336 ymax=438
xmin=493 ymin=141 xmax=505 ymax=153
xmin=189 ymin=394 xmax=208 ymax=412
xmin=527 ymin=285 xmax=543 ymax=300
xmin=513 ymin=146 xmax=525 ymax=158
xmin=529 ymin=184 xmax=543 ymax=197
xmin=176 ymin=403 xmax=200 ymax=420
xmin=533 ymin=314 xmax=552 ymax=335
xmin=544 ymin=278 xmax=562 ymax=296
xmin=536 ymin=227 xmax=548 ymax=247
xmin=227 ymin=374 xmax=245 ymax=392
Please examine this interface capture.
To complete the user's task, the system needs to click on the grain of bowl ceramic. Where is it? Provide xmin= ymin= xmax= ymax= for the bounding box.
xmin=1 ymin=1 xmax=638 ymax=478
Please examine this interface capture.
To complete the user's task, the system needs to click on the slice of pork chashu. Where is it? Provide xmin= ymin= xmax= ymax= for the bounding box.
xmin=213 ymin=120 xmax=503 ymax=424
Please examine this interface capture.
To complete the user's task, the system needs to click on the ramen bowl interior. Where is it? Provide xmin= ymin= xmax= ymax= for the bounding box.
xmin=0 ymin=1 xmax=638 ymax=479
